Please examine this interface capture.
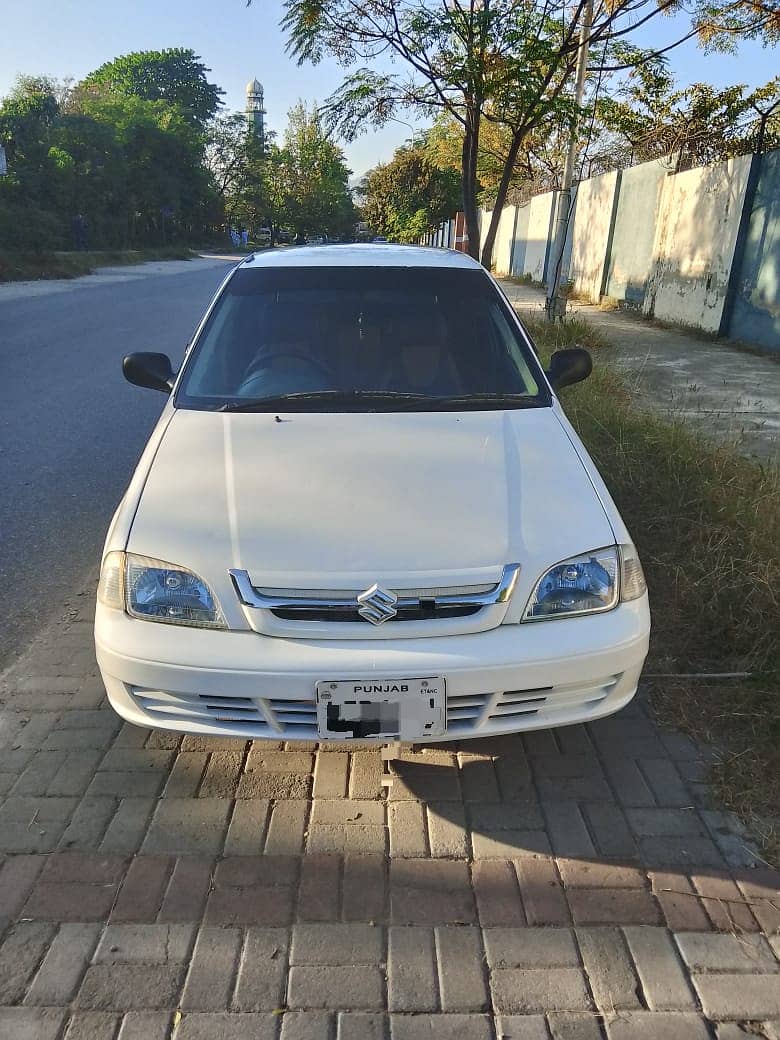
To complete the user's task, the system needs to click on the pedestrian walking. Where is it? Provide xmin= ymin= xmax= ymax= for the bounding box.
xmin=241 ymin=227 xmax=249 ymax=248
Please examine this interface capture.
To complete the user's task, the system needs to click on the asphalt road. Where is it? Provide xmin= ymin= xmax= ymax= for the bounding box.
xmin=0 ymin=257 xmax=234 ymax=670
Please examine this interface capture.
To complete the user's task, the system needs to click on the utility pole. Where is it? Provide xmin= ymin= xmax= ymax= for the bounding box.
xmin=545 ymin=0 xmax=593 ymax=321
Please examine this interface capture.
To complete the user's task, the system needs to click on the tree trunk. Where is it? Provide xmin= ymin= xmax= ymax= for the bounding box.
xmin=480 ymin=132 xmax=522 ymax=269
xmin=461 ymin=109 xmax=481 ymax=261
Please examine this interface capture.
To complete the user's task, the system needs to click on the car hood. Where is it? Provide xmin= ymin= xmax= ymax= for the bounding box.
xmin=127 ymin=406 xmax=615 ymax=623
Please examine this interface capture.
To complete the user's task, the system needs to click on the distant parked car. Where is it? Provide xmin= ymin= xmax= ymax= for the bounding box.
xmin=99 ymin=244 xmax=650 ymax=743
xmin=372 ymin=236 xmax=389 ymax=243
xmin=255 ymin=227 xmax=272 ymax=245
xmin=276 ymin=229 xmax=292 ymax=244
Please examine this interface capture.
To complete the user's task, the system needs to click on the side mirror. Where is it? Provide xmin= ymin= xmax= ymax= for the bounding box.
xmin=122 ymin=352 xmax=175 ymax=394
xmin=545 ymin=347 xmax=592 ymax=391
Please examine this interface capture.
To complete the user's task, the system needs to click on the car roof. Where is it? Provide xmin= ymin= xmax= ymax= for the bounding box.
xmin=242 ymin=244 xmax=484 ymax=270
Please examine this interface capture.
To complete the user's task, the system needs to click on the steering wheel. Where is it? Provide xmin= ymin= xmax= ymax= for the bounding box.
xmin=239 ymin=350 xmax=336 ymax=393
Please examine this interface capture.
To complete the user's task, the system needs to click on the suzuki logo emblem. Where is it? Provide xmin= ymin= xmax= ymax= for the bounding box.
xmin=356 ymin=583 xmax=398 ymax=625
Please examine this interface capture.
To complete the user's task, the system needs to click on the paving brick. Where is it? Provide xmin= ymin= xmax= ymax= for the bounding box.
xmin=675 ymin=931 xmax=778 ymax=973
xmin=626 ymin=808 xmax=706 ymax=837
xmin=389 ymin=760 xmax=461 ymax=802
xmin=543 ymin=801 xmax=597 ymax=858
xmin=494 ymin=1016 xmax=549 ymax=1040
xmin=43 ymin=727 xmax=118 ymax=751
xmin=63 ymin=1010 xmax=122 ymax=1039
xmin=490 ymin=968 xmax=591 ymax=1013
xmin=694 ymin=973 xmax=780 ymax=1020
xmin=144 ymin=730 xmax=182 ymax=751
xmin=297 ymin=853 xmax=341 ymax=922
xmin=391 ymin=1014 xmax=493 ymax=1038
xmin=206 ymin=857 xmax=296 ymax=927
xmin=623 ymin=926 xmax=695 ymax=1010
xmin=649 ymin=871 xmax=711 ymax=931
xmin=280 ymin=1010 xmax=332 ymax=1039
xmin=467 ymin=798 xmax=545 ymax=831
xmin=24 ymin=922 xmax=100 ymax=1004
xmin=0 ymin=920 xmax=56 ymax=1002
xmin=637 ymin=760 xmax=690 ymax=807
xmin=0 ymin=1007 xmax=69 ymax=1040
xmin=637 ymin=835 xmax=725 ymax=869
xmin=181 ymin=926 xmax=242 ymax=1011
xmin=166 ymin=1011 xmax=279 ymax=1039
xmin=238 ymin=769 xmax=311 ymax=800
xmin=472 ymin=860 xmax=525 ymax=926
xmin=547 ymin=1012 xmax=605 ymax=1040
xmin=537 ymin=777 xmax=613 ymax=804
xmin=197 ymin=751 xmax=244 ymax=798
xmin=576 ymin=927 xmax=642 ymax=1012
xmin=691 ymin=871 xmax=761 ymax=932
xmin=604 ymin=1012 xmax=711 ymax=1039
xmin=515 ymin=855 xmax=571 ymax=925
xmin=391 ymin=859 xmax=475 ymax=924
xmin=291 ymin=923 xmax=383 ymax=965
xmin=591 ymin=719 xmax=665 ymax=760
xmin=483 ymin=927 xmax=578 ymax=968
xmin=100 ymin=798 xmax=156 ymax=854
xmin=567 ymin=887 xmax=661 ymax=925
xmin=143 ymin=798 xmax=232 ymax=855
xmin=0 ymin=854 xmax=45 ymax=917
xmin=111 ymin=856 xmax=172 ymax=922
xmin=288 ymin=965 xmax=384 ymax=1010
xmin=0 ymin=795 xmax=78 ymax=852
xmin=471 ymin=830 xmax=551 ymax=859
xmin=14 ymin=714 xmax=60 ymax=749
xmin=734 ymin=867 xmax=780 ymax=933
xmin=232 ymin=927 xmax=289 ymax=1011
xmin=162 ymin=753 xmax=208 ymax=797
xmin=389 ymin=802 xmax=428 ymax=857
xmin=307 ymin=822 xmax=387 ymax=855
xmin=337 ymin=1012 xmax=388 ymax=1039
xmin=38 ymin=851 xmax=126 ymax=884
xmin=47 ymin=750 xmax=104 ymax=797
xmin=61 ymin=797 xmax=118 ymax=850
xmin=582 ymin=803 xmax=638 ymax=859
xmin=342 ymin=854 xmax=387 ymax=922
xmin=23 ymin=879 xmax=119 ymax=922
xmin=427 ymin=803 xmax=469 ymax=858
xmin=494 ymin=754 xmax=534 ymax=800
xmin=700 ymin=810 xmax=761 ymax=869
xmin=600 ymin=757 xmax=655 ymax=807
xmin=435 ymin=926 xmax=488 ymax=1011
xmin=313 ymin=752 xmax=349 ymax=798
xmin=181 ymin=735 xmax=251 ymax=752
xmin=117 ymin=1011 xmax=172 ymax=1039
xmin=265 ymin=801 xmax=309 ymax=854
xmin=158 ymin=857 xmax=214 ymax=922
xmin=10 ymin=750 xmax=68 ymax=795
xmin=458 ymin=758 xmax=500 ymax=801
xmin=388 ymin=926 xmax=437 ymax=1012
xmin=224 ymin=799 xmax=270 ymax=856
xmin=113 ymin=723 xmax=149 ymax=749
xmin=348 ymin=752 xmax=382 ymax=799
xmin=557 ymin=861 xmax=646 ymax=890
xmin=76 ymin=964 xmax=184 ymax=1009
xmin=94 ymin=923 xmax=195 ymax=964
xmin=100 ymin=748 xmax=175 ymax=773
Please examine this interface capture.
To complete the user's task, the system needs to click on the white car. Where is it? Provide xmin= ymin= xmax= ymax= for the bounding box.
xmin=95 ymin=245 xmax=650 ymax=743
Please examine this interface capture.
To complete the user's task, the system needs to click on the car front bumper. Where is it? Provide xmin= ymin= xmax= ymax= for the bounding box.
xmin=95 ymin=598 xmax=650 ymax=741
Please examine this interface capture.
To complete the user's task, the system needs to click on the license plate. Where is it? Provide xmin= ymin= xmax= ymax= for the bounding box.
xmin=315 ymin=677 xmax=446 ymax=740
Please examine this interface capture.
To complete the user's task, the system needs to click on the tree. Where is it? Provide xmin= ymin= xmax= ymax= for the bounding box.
xmin=80 ymin=49 xmax=223 ymax=128
xmin=278 ymin=102 xmax=355 ymax=237
xmin=359 ymin=142 xmax=460 ymax=241
xmin=267 ymin=0 xmax=780 ymax=267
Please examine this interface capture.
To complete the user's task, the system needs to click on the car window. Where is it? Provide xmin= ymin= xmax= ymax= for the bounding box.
xmin=177 ymin=266 xmax=547 ymax=410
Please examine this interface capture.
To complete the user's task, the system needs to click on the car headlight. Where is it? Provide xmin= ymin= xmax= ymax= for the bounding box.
xmin=523 ymin=544 xmax=647 ymax=621
xmin=98 ymin=551 xmax=226 ymax=629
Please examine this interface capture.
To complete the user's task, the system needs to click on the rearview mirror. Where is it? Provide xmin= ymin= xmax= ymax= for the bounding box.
xmin=122 ymin=352 xmax=175 ymax=394
xmin=545 ymin=347 xmax=592 ymax=391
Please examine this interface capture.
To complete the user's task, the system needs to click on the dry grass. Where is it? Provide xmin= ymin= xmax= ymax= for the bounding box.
xmin=0 ymin=246 xmax=195 ymax=283
xmin=526 ymin=313 xmax=780 ymax=862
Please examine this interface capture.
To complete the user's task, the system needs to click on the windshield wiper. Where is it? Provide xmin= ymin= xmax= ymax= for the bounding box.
xmin=394 ymin=393 xmax=545 ymax=411
xmin=217 ymin=390 xmax=429 ymax=412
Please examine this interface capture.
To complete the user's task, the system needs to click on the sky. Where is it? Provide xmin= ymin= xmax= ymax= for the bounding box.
xmin=0 ymin=0 xmax=777 ymax=177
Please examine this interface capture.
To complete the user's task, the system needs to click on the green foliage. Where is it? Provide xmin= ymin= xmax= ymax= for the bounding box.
xmin=80 ymin=48 xmax=223 ymax=128
xmin=360 ymin=142 xmax=460 ymax=241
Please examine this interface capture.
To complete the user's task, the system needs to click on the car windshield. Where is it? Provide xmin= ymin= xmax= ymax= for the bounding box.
xmin=176 ymin=265 xmax=548 ymax=411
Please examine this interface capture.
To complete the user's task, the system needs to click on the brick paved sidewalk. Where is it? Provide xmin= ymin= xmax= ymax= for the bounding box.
xmin=1 ymin=601 xmax=779 ymax=1040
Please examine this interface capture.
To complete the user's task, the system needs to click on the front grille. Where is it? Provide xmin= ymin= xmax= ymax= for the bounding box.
xmin=271 ymin=604 xmax=481 ymax=622
xmin=133 ymin=689 xmax=272 ymax=733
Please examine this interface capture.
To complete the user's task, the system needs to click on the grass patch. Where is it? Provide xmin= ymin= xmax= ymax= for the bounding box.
xmin=0 ymin=246 xmax=195 ymax=283
xmin=526 ymin=313 xmax=780 ymax=862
